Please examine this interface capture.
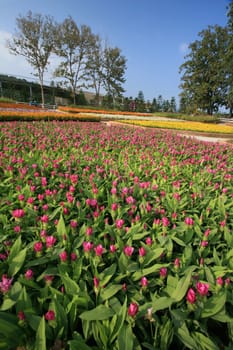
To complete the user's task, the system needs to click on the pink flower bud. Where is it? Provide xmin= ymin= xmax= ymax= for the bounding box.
xmin=25 ymin=269 xmax=34 ymax=280
xmin=186 ymin=288 xmax=196 ymax=304
xmin=196 ymin=281 xmax=209 ymax=296
xmin=160 ymin=267 xmax=167 ymax=278
xmin=128 ymin=302 xmax=138 ymax=317
xmin=94 ymin=244 xmax=104 ymax=256
xmin=59 ymin=251 xmax=68 ymax=262
xmin=45 ymin=310 xmax=55 ymax=321
xmin=139 ymin=247 xmax=146 ymax=257
xmin=140 ymin=276 xmax=148 ymax=287
xmin=124 ymin=245 xmax=134 ymax=257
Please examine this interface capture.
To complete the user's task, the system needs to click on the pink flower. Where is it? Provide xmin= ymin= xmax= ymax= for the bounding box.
xmin=18 ymin=194 xmax=25 ymax=201
xmin=70 ymin=220 xmax=78 ymax=228
xmin=196 ymin=281 xmax=209 ymax=296
xmin=110 ymin=244 xmax=117 ymax=253
xmin=216 ymin=276 xmax=224 ymax=286
xmin=111 ymin=203 xmax=118 ymax=211
xmin=160 ymin=267 xmax=167 ymax=278
xmin=94 ymin=244 xmax=104 ymax=256
xmin=45 ymin=310 xmax=55 ymax=321
xmin=124 ymin=245 xmax=134 ymax=257
xmin=139 ymin=247 xmax=146 ymax=257
xmin=140 ymin=276 xmax=148 ymax=287
xmin=70 ymin=252 xmax=77 ymax=261
xmin=93 ymin=276 xmax=99 ymax=288
xmin=34 ymin=241 xmax=43 ymax=253
xmin=128 ymin=302 xmax=138 ymax=317
xmin=59 ymin=251 xmax=68 ymax=262
xmin=186 ymin=288 xmax=196 ymax=304
xmin=41 ymin=177 xmax=47 ymax=186
xmin=174 ymin=258 xmax=180 ymax=269
xmin=116 ymin=219 xmax=124 ymax=229
xmin=44 ymin=275 xmax=54 ymax=285
xmin=14 ymin=225 xmax=21 ymax=233
xmin=41 ymin=215 xmax=49 ymax=223
xmin=86 ymin=227 xmax=93 ymax=236
xmin=184 ymin=217 xmax=194 ymax=226
xmin=0 ymin=275 xmax=13 ymax=293
xmin=45 ymin=236 xmax=56 ymax=248
xmin=145 ymin=237 xmax=153 ymax=246
xmin=162 ymin=217 xmax=170 ymax=227
xmin=201 ymin=240 xmax=208 ymax=247
xmin=83 ymin=241 xmax=93 ymax=252
xmin=17 ymin=311 xmax=25 ymax=321
xmin=25 ymin=269 xmax=34 ymax=280
xmin=12 ymin=209 xmax=25 ymax=219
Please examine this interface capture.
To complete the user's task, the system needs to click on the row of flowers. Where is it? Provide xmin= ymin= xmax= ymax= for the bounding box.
xmin=57 ymin=105 xmax=153 ymax=116
xmin=0 ymin=120 xmax=233 ymax=349
xmin=0 ymin=110 xmax=101 ymax=122
xmin=0 ymin=102 xmax=41 ymax=110
xmin=118 ymin=119 xmax=233 ymax=134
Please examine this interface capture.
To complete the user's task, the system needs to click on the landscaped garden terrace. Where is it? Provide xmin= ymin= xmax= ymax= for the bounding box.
xmin=0 ymin=119 xmax=233 ymax=349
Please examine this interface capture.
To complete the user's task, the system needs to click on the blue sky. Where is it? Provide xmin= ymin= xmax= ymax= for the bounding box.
xmin=0 ymin=0 xmax=230 ymax=103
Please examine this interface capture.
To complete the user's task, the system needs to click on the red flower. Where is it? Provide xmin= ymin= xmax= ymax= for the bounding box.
xmin=94 ymin=244 xmax=104 ymax=256
xmin=12 ymin=209 xmax=25 ymax=219
xmin=186 ymin=288 xmax=196 ymax=304
xmin=124 ymin=245 xmax=134 ymax=256
xmin=45 ymin=310 xmax=55 ymax=321
xmin=196 ymin=281 xmax=209 ymax=296
xmin=128 ymin=302 xmax=139 ymax=317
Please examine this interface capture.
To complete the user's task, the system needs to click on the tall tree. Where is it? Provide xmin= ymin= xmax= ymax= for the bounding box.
xmin=179 ymin=25 xmax=228 ymax=114
xmin=7 ymin=11 xmax=56 ymax=107
xmin=53 ymin=16 xmax=95 ymax=105
xmin=102 ymin=47 xmax=127 ymax=108
xmin=226 ymin=0 xmax=233 ymax=115
xmin=85 ymin=36 xmax=105 ymax=105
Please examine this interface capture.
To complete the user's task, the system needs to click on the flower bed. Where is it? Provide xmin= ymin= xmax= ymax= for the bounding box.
xmin=58 ymin=105 xmax=152 ymax=117
xmin=0 ymin=110 xmax=101 ymax=122
xmin=0 ymin=121 xmax=233 ymax=349
xmin=118 ymin=119 xmax=233 ymax=134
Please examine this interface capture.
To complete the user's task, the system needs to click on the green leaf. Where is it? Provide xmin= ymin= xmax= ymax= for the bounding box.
xmin=34 ymin=316 xmax=46 ymax=350
xmin=143 ymin=248 xmax=164 ymax=267
xmin=0 ymin=298 xmax=16 ymax=311
xmin=132 ymin=263 xmax=169 ymax=281
xmin=8 ymin=247 xmax=27 ymax=276
xmin=100 ymin=284 xmax=122 ymax=301
xmin=160 ymin=318 xmax=174 ymax=350
xmin=99 ymin=263 xmax=117 ymax=286
xmin=117 ymin=324 xmax=134 ymax=350
xmin=201 ymin=290 xmax=226 ymax=318
xmin=192 ymin=332 xmax=219 ymax=350
xmin=152 ymin=296 xmax=174 ymax=312
xmin=177 ymin=322 xmax=198 ymax=350
xmin=56 ymin=214 xmax=67 ymax=237
xmin=68 ymin=332 xmax=93 ymax=350
xmin=60 ymin=274 xmax=80 ymax=294
xmin=0 ymin=311 xmax=24 ymax=347
xmin=171 ymin=266 xmax=196 ymax=302
xmin=79 ymin=305 xmax=115 ymax=321
xmin=7 ymin=235 xmax=22 ymax=264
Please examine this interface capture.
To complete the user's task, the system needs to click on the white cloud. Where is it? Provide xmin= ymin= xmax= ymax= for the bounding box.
xmin=179 ymin=42 xmax=189 ymax=55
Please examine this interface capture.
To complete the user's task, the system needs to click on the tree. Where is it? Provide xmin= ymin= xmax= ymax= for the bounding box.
xmin=225 ymin=0 xmax=233 ymax=115
xmin=53 ymin=16 xmax=96 ymax=105
xmin=102 ymin=47 xmax=127 ymax=108
xmin=179 ymin=25 xmax=228 ymax=114
xmin=7 ymin=11 xmax=56 ymax=107
xmin=136 ymin=90 xmax=145 ymax=112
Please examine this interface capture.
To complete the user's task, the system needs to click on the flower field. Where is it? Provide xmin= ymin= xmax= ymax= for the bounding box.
xmin=118 ymin=119 xmax=233 ymax=134
xmin=0 ymin=120 xmax=233 ymax=349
